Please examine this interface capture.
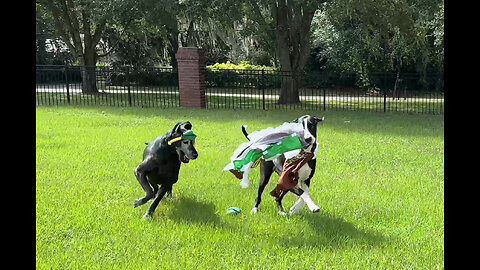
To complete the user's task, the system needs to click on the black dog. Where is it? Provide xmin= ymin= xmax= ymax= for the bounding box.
xmin=243 ymin=115 xmax=324 ymax=216
xmin=134 ymin=121 xmax=198 ymax=219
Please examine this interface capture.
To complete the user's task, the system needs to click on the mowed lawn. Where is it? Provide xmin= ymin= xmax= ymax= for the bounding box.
xmin=36 ymin=106 xmax=444 ymax=269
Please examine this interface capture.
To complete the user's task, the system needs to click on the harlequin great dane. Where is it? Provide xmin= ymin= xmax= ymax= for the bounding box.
xmin=242 ymin=115 xmax=324 ymax=216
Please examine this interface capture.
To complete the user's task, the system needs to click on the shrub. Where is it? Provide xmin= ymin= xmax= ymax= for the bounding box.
xmin=205 ymin=61 xmax=278 ymax=88
xmin=206 ymin=60 xmax=277 ymax=72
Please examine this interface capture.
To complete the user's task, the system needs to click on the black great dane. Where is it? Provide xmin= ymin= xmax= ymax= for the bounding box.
xmin=243 ymin=115 xmax=324 ymax=216
xmin=134 ymin=121 xmax=198 ymax=219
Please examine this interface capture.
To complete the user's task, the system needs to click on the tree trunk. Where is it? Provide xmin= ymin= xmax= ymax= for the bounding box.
xmin=36 ymin=38 xmax=48 ymax=65
xmin=80 ymin=65 xmax=98 ymax=94
xmin=80 ymin=50 xmax=98 ymax=94
xmin=36 ymin=20 xmax=49 ymax=65
xmin=393 ymin=70 xmax=400 ymax=99
xmin=42 ymin=0 xmax=106 ymax=94
xmin=272 ymin=0 xmax=317 ymax=105
xmin=168 ymin=33 xmax=179 ymax=71
xmin=278 ymin=72 xmax=301 ymax=104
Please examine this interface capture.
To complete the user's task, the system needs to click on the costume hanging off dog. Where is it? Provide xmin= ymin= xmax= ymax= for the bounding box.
xmin=223 ymin=121 xmax=318 ymax=192
xmin=269 ymin=149 xmax=315 ymax=198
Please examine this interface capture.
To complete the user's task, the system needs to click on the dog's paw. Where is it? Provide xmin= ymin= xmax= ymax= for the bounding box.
xmin=289 ymin=209 xmax=299 ymax=216
xmin=250 ymin=207 xmax=258 ymax=214
xmin=278 ymin=211 xmax=288 ymax=217
xmin=142 ymin=212 xmax=153 ymax=220
xmin=289 ymin=204 xmax=302 ymax=216
xmin=304 ymin=201 xmax=320 ymax=213
xmin=134 ymin=199 xmax=143 ymax=208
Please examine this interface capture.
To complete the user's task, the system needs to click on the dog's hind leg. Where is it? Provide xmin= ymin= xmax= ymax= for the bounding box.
xmin=143 ymin=184 xmax=171 ymax=219
xmin=251 ymin=160 xmax=275 ymax=214
xmin=151 ymin=182 xmax=159 ymax=198
xmin=134 ymin=158 xmax=156 ymax=208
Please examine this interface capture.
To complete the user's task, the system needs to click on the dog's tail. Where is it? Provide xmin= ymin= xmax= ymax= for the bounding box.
xmin=241 ymin=125 xmax=250 ymax=141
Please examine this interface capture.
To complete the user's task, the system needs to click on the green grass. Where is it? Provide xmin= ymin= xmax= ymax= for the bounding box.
xmin=36 ymin=106 xmax=444 ymax=269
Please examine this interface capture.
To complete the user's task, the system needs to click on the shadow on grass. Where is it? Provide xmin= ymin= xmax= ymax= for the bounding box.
xmin=277 ymin=210 xmax=386 ymax=249
xmin=163 ymin=196 xmax=226 ymax=228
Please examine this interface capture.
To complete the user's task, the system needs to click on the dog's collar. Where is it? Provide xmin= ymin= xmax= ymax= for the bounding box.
xmin=167 ymin=130 xmax=197 ymax=145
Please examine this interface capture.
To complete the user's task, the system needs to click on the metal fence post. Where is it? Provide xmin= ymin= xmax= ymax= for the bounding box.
xmin=383 ymin=73 xmax=387 ymax=113
xmin=64 ymin=64 xmax=71 ymax=104
xmin=127 ymin=66 xmax=132 ymax=106
xmin=323 ymin=88 xmax=326 ymax=111
xmin=261 ymin=69 xmax=266 ymax=110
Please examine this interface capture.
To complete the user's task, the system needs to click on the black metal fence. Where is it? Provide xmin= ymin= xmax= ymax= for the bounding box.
xmin=205 ymin=69 xmax=444 ymax=114
xmin=36 ymin=65 xmax=444 ymax=114
xmin=36 ymin=65 xmax=179 ymax=108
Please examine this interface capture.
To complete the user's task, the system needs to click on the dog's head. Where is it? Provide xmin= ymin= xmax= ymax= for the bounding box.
xmin=168 ymin=121 xmax=198 ymax=163
xmin=292 ymin=115 xmax=324 ymax=143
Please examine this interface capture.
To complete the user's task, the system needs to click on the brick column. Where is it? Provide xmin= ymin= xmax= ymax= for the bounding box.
xmin=175 ymin=47 xmax=207 ymax=108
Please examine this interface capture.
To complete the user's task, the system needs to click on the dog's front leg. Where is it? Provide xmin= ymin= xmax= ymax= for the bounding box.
xmin=300 ymin=191 xmax=320 ymax=213
xmin=134 ymin=158 xmax=156 ymax=208
xmin=143 ymin=184 xmax=171 ymax=219
xmin=289 ymin=182 xmax=308 ymax=215
xmin=165 ymin=185 xmax=173 ymax=197
xmin=289 ymin=184 xmax=320 ymax=214
xmin=289 ymin=198 xmax=305 ymax=215
xmin=275 ymin=191 xmax=289 ymax=216
xmin=295 ymin=183 xmax=320 ymax=213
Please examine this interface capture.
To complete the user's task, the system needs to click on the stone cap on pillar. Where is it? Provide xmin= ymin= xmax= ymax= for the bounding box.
xmin=175 ymin=47 xmax=207 ymax=62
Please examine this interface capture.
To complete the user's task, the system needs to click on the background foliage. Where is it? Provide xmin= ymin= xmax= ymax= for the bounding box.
xmin=36 ymin=0 xmax=444 ymax=76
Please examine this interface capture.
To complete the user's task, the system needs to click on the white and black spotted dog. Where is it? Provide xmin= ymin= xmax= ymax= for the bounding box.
xmin=242 ymin=115 xmax=324 ymax=216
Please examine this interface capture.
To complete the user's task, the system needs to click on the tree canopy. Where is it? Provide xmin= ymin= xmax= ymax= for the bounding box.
xmin=312 ymin=0 xmax=444 ymax=74
xmin=37 ymin=0 xmax=444 ymax=97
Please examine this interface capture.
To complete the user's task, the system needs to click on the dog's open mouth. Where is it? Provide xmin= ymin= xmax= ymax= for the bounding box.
xmin=179 ymin=151 xmax=190 ymax=163
xmin=178 ymin=148 xmax=198 ymax=163
xmin=180 ymin=152 xmax=190 ymax=163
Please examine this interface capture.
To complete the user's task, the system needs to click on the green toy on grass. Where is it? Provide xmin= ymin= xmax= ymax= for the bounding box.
xmin=226 ymin=207 xmax=241 ymax=215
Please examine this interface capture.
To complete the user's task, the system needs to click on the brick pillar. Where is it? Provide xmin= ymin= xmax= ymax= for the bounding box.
xmin=175 ymin=47 xmax=207 ymax=108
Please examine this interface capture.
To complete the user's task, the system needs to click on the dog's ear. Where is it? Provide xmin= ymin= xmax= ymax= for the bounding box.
xmin=313 ymin=116 xmax=324 ymax=123
xmin=292 ymin=116 xmax=304 ymax=123
xmin=170 ymin=122 xmax=183 ymax=137
xmin=172 ymin=122 xmax=181 ymax=131
xmin=183 ymin=121 xmax=192 ymax=130
xmin=293 ymin=115 xmax=310 ymax=123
